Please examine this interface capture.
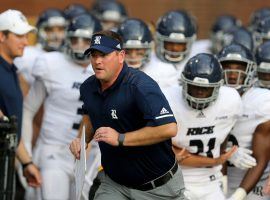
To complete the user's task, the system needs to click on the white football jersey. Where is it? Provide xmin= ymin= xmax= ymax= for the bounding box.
xmin=14 ymin=45 xmax=45 ymax=85
xmin=142 ymin=53 xmax=179 ymax=88
xmin=164 ymin=85 xmax=242 ymax=184
xmin=173 ymin=57 xmax=189 ymax=78
xmin=173 ymin=39 xmax=212 ymax=77
xmin=32 ymin=52 xmax=93 ymax=145
xmin=190 ymin=39 xmax=212 ymax=58
xmin=228 ymin=87 xmax=270 ymax=188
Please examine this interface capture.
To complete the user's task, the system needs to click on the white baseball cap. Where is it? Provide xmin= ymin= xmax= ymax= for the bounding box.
xmin=0 ymin=9 xmax=36 ymax=35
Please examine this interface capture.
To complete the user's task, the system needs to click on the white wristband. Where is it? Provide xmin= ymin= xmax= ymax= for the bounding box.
xmin=221 ymin=175 xmax=228 ymax=195
xmin=231 ymin=187 xmax=247 ymax=200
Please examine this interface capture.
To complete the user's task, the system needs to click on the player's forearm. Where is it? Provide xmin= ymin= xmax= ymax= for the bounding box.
xmin=22 ymin=81 xmax=46 ymax=153
xmin=22 ymin=80 xmax=45 ymax=148
xmin=180 ymin=146 xmax=235 ymax=167
xmin=123 ymin=122 xmax=177 ymax=146
xmin=180 ymin=154 xmax=221 ymax=167
xmin=18 ymin=73 xmax=30 ymax=97
xmin=16 ymin=139 xmax=32 ymax=164
xmin=24 ymin=79 xmax=46 ymax=114
xmin=240 ymin=124 xmax=270 ymax=193
xmin=78 ymin=124 xmax=93 ymax=143
xmin=21 ymin=107 xmax=35 ymax=153
xmin=78 ymin=115 xmax=94 ymax=144
xmin=239 ymin=158 xmax=267 ymax=193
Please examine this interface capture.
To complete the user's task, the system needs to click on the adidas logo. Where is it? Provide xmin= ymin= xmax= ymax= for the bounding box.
xmin=160 ymin=107 xmax=169 ymax=115
xmin=196 ymin=111 xmax=205 ymax=118
xmin=116 ymin=44 xmax=121 ymax=49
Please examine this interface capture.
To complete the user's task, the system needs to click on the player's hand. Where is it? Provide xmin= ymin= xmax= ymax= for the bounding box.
xmin=0 ymin=110 xmax=3 ymax=118
xmin=216 ymin=145 xmax=237 ymax=165
xmin=172 ymin=146 xmax=191 ymax=162
xmin=69 ymin=138 xmax=81 ymax=159
xmin=227 ymin=146 xmax=257 ymax=170
xmin=94 ymin=127 xmax=119 ymax=146
xmin=263 ymin=175 xmax=270 ymax=195
xmin=0 ymin=110 xmax=9 ymax=122
xmin=23 ymin=164 xmax=42 ymax=187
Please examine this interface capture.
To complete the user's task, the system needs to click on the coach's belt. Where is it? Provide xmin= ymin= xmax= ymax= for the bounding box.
xmin=132 ymin=161 xmax=178 ymax=191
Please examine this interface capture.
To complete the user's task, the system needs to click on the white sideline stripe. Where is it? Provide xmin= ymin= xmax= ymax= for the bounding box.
xmin=155 ymin=114 xmax=174 ymax=119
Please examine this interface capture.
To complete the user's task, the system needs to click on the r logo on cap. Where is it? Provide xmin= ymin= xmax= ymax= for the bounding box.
xmin=94 ymin=36 xmax=101 ymax=45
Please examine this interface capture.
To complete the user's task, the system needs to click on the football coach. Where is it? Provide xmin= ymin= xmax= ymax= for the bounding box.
xmin=69 ymin=30 xmax=187 ymax=200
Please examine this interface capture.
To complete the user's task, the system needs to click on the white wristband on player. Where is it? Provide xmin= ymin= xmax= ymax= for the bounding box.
xmin=221 ymin=175 xmax=228 ymax=195
xmin=231 ymin=187 xmax=247 ymax=200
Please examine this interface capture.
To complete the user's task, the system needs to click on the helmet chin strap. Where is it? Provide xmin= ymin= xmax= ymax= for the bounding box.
xmin=187 ymin=99 xmax=210 ymax=110
xmin=73 ymin=57 xmax=90 ymax=65
xmin=70 ymin=50 xmax=90 ymax=65
xmin=45 ymin=41 xmax=63 ymax=51
xmin=258 ymin=80 xmax=270 ymax=89
xmin=125 ymin=56 xmax=148 ymax=69
xmin=164 ymin=53 xmax=184 ymax=62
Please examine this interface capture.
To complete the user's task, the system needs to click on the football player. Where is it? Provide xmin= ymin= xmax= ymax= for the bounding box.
xmin=63 ymin=3 xmax=88 ymax=20
xmin=255 ymin=41 xmax=270 ymax=89
xmin=253 ymin=16 xmax=270 ymax=49
xmin=117 ymin=18 xmax=178 ymax=88
xmin=210 ymin=15 xmax=241 ymax=54
xmin=155 ymin=10 xmax=197 ymax=76
xmin=117 ymin=18 xmax=152 ymax=70
xmin=22 ymin=13 xmax=102 ymax=199
xmin=216 ymin=27 xmax=254 ymax=53
xmin=255 ymin=40 xmax=270 ymax=197
xmin=248 ymin=7 xmax=270 ymax=32
xmin=14 ymin=8 xmax=68 ymax=89
xmin=91 ymin=0 xmax=127 ymax=31
xmin=218 ymin=43 xmax=270 ymax=200
xmin=163 ymin=53 xmax=242 ymax=200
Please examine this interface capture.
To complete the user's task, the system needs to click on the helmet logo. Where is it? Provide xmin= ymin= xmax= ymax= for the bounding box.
xmin=94 ymin=36 xmax=101 ymax=44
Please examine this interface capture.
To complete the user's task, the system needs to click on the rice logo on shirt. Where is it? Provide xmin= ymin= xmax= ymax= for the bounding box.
xmin=111 ymin=109 xmax=118 ymax=119
xmin=187 ymin=126 xmax=215 ymax=136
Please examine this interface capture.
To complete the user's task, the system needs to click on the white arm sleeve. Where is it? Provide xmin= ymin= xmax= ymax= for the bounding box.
xmin=21 ymin=79 xmax=47 ymax=155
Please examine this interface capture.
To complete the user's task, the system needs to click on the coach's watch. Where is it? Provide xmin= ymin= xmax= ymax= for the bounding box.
xmin=118 ymin=133 xmax=125 ymax=146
